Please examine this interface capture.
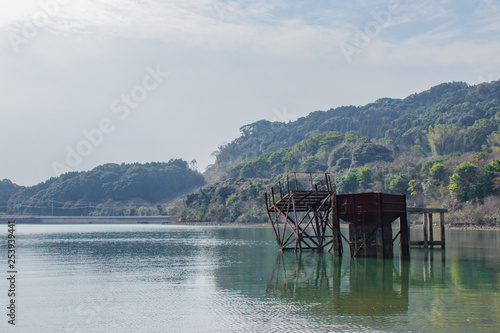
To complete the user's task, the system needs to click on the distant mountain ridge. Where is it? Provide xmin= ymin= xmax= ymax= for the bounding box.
xmin=213 ymin=81 xmax=500 ymax=166
xmin=181 ymin=80 xmax=500 ymax=224
xmin=1 ymin=159 xmax=204 ymax=216
xmin=3 ymin=80 xmax=500 ymax=224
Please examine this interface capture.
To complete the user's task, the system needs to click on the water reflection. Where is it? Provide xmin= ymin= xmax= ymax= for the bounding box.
xmin=267 ymin=252 xmax=410 ymax=317
xmin=5 ymin=225 xmax=500 ymax=332
xmin=410 ymin=249 xmax=447 ymax=285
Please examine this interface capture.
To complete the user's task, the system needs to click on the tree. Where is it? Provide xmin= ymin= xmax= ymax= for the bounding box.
xmin=449 ymin=161 xmax=478 ymax=201
xmin=408 ymin=179 xmax=421 ymax=196
xmin=387 ymin=174 xmax=410 ymax=194
xmin=427 ymin=124 xmax=458 ymax=156
xmin=6 ymin=160 xmax=205 ymax=216
xmin=475 ymin=160 xmax=500 ymax=198
xmin=357 ymin=167 xmax=373 ymax=189
xmin=338 ymin=170 xmax=359 ymax=193
xmin=430 ymin=162 xmax=447 ymax=183
xmin=351 ymin=138 xmax=392 ymax=166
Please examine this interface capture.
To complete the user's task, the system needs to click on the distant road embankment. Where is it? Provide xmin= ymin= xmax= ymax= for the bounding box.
xmin=0 ymin=216 xmax=171 ymax=224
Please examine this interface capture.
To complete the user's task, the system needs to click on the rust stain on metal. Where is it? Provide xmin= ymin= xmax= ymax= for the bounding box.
xmin=265 ymin=172 xmax=410 ymax=258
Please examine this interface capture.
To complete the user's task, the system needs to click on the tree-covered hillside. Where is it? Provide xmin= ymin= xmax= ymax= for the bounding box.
xmin=181 ymin=81 xmax=500 ymax=225
xmin=3 ymin=159 xmax=204 ymax=216
xmin=3 ymin=81 xmax=500 ymax=224
xmin=0 ymin=179 xmax=23 ymax=212
xmin=213 ymin=81 xmax=500 ymax=166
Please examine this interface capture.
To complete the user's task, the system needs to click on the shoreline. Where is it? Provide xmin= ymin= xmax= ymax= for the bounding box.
xmin=1 ymin=215 xmax=499 ymax=230
xmin=410 ymin=223 xmax=500 ymax=231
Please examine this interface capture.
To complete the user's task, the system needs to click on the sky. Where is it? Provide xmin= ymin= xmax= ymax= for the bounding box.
xmin=1 ymin=0 xmax=499 ymax=186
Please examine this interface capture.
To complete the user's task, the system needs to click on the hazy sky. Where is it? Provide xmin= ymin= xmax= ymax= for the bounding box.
xmin=1 ymin=0 xmax=499 ymax=186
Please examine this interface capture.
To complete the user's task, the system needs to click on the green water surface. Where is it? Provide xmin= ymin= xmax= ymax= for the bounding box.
xmin=0 ymin=225 xmax=498 ymax=332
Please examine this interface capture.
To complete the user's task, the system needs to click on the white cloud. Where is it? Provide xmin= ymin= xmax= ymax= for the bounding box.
xmin=1 ymin=0 xmax=500 ymax=185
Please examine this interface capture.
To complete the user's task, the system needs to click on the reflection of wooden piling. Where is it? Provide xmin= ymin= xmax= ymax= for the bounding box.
xmin=266 ymin=254 xmax=410 ymax=317
xmin=332 ymin=195 xmax=343 ymax=256
xmin=428 ymin=214 xmax=434 ymax=248
xmin=423 ymin=213 xmax=428 ymax=247
xmin=440 ymin=212 xmax=446 ymax=249
xmin=407 ymin=208 xmax=447 ymax=249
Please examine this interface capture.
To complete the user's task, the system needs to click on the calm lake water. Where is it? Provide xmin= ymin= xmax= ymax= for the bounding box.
xmin=1 ymin=224 xmax=499 ymax=332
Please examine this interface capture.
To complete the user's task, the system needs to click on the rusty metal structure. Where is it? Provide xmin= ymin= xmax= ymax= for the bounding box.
xmin=265 ymin=172 xmax=341 ymax=253
xmin=265 ymin=172 xmax=409 ymax=258
xmin=338 ymin=192 xmax=409 ymax=258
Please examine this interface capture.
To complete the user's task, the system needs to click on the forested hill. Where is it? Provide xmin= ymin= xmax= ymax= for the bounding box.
xmin=213 ymin=81 xmax=500 ymax=166
xmin=2 ymin=159 xmax=204 ymax=216
xmin=181 ymin=81 xmax=500 ymax=225
xmin=3 ymin=81 xmax=500 ymax=223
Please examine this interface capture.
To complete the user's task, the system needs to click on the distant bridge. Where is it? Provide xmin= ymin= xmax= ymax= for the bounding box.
xmin=0 ymin=215 xmax=172 ymax=224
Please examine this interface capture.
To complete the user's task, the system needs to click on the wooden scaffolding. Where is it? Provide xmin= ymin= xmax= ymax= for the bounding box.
xmin=264 ymin=172 xmax=342 ymax=254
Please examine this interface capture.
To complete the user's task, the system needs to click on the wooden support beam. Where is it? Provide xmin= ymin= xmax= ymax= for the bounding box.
xmin=410 ymin=240 xmax=445 ymax=246
xmin=440 ymin=212 xmax=446 ymax=249
xmin=407 ymin=207 xmax=448 ymax=213
xmin=423 ymin=213 xmax=429 ymax=249
xmin=377 ymin=193 xmax=385 ymax=259
xmin=428 ymin=213 xmax=434 ymax=249
xmin=407 ymin=206 xmax=447 ymax=250
xmin=400 ymin=203 xmax=410 ymax=259
xmin=292 ymin=196 xmax=301 ymax=251
xmin=332 ymin=195 xmax=343 ymax=256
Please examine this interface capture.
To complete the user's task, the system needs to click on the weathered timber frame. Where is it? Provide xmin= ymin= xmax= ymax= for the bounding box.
xmin=265 ymin=172 xmax=343 ymax=255
xmin=407 ymin=207 xmax=447 ymax=249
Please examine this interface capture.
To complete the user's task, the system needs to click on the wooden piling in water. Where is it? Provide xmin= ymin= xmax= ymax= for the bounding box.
xmin=440 ymin=212 xmax=446 ymax=249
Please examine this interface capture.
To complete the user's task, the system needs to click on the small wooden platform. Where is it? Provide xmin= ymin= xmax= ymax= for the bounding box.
xmin=268 ymin=191 xmax=332 ymax=213
xmin=407 ymin=207 xmax=448 ymax=249
xmin=409 ymin=240 xmax=445 ymax=246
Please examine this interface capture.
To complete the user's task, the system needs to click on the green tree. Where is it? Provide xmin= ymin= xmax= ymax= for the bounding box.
xmin=427 ymin=124 xmax=458 ymax=156
xmin=386 ymin=174 xmax=410 ymax=194
xmin=430 ymin=162 xmax=447 ymax=183
xmin=449 ymin=161 xmax=478 ymax=201
xmin=351 ymin=138 xmax=392 ymax=166
xmin=475 ymin=160 xmax=500 ymax=198
xmin=338 ymin=170 xmax=359 ymax=193
xmin=408 ymin=179 xmax=421 ymax=196
xmin=328 ymin=144 xmax=352 ymax=169
xmin=410 ymin=145 xmax=427 ymax=157
xmin=357 ymin=167 xmax=373 ymax=189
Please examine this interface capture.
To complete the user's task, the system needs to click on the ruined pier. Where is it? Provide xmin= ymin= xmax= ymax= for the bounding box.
xmin=265 ymin=172 xmax=410 ymax=259
xmin=407 ymin=207 xmax=447 ymax=249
